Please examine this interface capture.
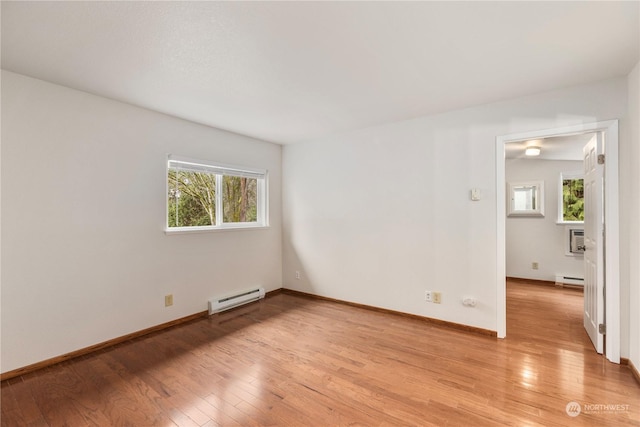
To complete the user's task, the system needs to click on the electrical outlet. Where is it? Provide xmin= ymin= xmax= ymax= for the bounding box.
xmin=425 ymin=291 xmax=432 ymax=302
xmin=165 ymin=294 xmax=173 ymax=307
xmin=532 ymin=262 xmax=539 ymax=270
xmin=433 ymin=292 xmax=442 ymax=304
xmin=295 ymin=271 xmax=301 ymax=280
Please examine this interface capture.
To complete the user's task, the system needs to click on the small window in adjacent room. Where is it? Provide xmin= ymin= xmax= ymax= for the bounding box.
xmin=559 ymin=172 xmax=584 ymax=223
xmin=166 ymin=156 xmax=267 ymax=232
xmin=507 ymin=181 xmax=545 ymax=217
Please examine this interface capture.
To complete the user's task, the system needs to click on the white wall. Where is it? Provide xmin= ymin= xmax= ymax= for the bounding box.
xmin=506 ymin=159 xmax=583 ymax=282
xmin=0 ymin=71 xmax=283 ymax=373
xmin=628 ymin=61 xmax=640 ymax=371
xmin=282 ymin=77 xmax=628 ymax=333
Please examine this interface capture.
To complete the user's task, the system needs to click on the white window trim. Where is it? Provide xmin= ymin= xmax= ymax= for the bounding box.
xmin=507 ymin=180 xmax=545 ymax=217
xmin=165 ymin=154 xmax=268 ymax=234
xmin=557 ymin=171 xmax=584 ymax=225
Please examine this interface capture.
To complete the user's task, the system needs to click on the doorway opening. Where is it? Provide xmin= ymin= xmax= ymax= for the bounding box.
xmin=496 ymin=120 xmax=620 ymax=363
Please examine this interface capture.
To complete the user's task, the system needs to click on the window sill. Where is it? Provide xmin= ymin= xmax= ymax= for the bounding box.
xmin=557 ymin=221 xmax=584 ymax=226
xmin=164 ymin=224 xmax=270 ymax=235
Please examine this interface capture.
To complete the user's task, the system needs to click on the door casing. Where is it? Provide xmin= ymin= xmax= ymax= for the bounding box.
xmin=496 ymin=120 xmax=620 ymax=363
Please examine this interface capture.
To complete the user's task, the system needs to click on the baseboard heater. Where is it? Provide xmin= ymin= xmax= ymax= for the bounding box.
xmin=208 ymin=287 xmax=265 ymax=314
xmin=555 ymin=274 xmax=584 ymax=287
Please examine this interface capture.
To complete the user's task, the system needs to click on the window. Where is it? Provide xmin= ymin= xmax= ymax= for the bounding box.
xmin=507 ymin=181 xmax=545 ymax=217
xmin=167 ymin=156 xmax=267 ymax=231
xmin=559 ymin=172 xmax=584 ymax=223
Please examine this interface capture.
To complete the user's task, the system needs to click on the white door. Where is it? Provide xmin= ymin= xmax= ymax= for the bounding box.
xmin=583 ymin=133 xmax=604 ymax=354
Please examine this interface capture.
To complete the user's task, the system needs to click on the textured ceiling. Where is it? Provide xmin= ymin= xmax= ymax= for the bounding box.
xmin=2 ymin=1 xmax=638 ymax=144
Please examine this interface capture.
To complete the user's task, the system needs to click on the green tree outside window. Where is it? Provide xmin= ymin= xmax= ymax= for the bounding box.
xmin=562 ymin=178 xmax=584 ymax=222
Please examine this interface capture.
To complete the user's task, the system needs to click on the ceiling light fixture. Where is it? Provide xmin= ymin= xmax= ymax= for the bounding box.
xmin=525 ymin=146 xmax=541 ymax=156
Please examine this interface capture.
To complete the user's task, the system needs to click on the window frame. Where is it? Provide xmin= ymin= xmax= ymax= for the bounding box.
xmin=557 ymin=171 xmax=584 ymax=225
xmin=165 ymin=155 xmax=268 ymax=234
xmin=507 ymin=180 xmax=545 ymax=217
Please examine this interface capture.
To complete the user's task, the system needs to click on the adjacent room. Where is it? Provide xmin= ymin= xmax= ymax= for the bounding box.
xmin=2 ymin=1 xmax=639 ymax=426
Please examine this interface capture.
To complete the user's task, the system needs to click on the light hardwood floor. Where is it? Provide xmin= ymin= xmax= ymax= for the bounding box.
xmin=2 ymin=281 xmax=639 ymax=426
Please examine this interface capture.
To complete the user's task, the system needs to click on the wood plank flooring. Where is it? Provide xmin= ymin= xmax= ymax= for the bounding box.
xmin=2 ymin=281 xmax=639 ymax=426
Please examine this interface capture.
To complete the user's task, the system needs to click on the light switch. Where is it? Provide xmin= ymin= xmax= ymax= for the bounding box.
xmin=471 ymin=188 xmax=481 ymax=201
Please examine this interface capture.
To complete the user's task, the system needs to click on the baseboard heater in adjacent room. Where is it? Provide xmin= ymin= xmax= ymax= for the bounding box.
xmin=208 ymin=287 xmax=265 ymax=314
xmin=555 ymin=274 xmax=584 ymax=287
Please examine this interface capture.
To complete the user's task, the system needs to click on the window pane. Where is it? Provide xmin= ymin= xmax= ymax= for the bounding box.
xmin=167 ymin=168 xmax=216 ymax=227
xmin=562 ymin=178 xmax=584 ymax=221
xmin=222 ymin=175 xmax=258 ymax=223
xmin=513 ymin=186 xmax=535 ymax=210
xmin=166 ymin=157 xmax=266 ymax=230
